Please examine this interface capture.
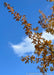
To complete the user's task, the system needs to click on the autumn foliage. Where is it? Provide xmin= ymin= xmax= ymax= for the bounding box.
xmin=4 ymin=0 xmax=54 ymax=74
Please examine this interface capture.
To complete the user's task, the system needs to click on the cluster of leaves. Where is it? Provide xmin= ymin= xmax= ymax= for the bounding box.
xmin=4 ymin=2 xmax=33 ymax=38
xmin=38 ymin=6 xmax=54 ymax=34
xmin=47 ymin=0 xmax=54 ymax=2
xmin=21 ymin=39 xmax=54 ymax=73
xmin=4 ymin=1 xmax=54 ymax=75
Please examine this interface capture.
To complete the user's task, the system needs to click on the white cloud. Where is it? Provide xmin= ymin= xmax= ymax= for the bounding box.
xmin=10 ymin=31 xmax=54 ymax=56
xmin=10 ymin=36 xmax=34 ymax=56
xmin=41 ymin=30 xmax=54 ymax=41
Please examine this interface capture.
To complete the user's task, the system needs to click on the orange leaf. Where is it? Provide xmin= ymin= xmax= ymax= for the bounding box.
xmin=33 ymin=27 xmax=38 ymax=31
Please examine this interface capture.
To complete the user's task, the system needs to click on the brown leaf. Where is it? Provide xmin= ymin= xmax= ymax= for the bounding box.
xmin=33 ymin=27 xmax=39 ymax=31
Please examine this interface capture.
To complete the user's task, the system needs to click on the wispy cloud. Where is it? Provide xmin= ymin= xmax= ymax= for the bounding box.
xmin=10 ymin=31 xmax=54 ymax=56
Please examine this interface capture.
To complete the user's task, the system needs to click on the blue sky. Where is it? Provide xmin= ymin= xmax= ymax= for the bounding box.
xmin=0 ymin=0 xmax=54 ymax=75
